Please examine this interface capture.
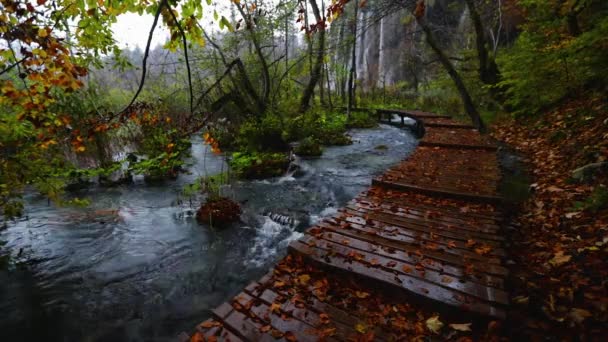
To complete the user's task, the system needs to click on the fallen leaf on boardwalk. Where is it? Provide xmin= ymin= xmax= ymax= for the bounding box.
xmin=298 ymin=274 xmax=311 ymax=284
xmin=190 ymin=331 xmax=205 ymax=342
xmin=548 ymin=251 xmax=571 ymax=267
xmin=466 ymin=239 xmax=476 ymax=248
xmin=260 ymin=325 xmax=272 ymax=333
xmin=355 ymin=291 xmax=370 ymax=298
xmin=284 ymin=331 xmax=297 ymax=341
xmin=274 ymin=281 xmax=286 ymax=288
xmin=386 ymin=261 xmax=397 ymax=268
xmin=547 ymin=185 xmax=564 ymax=192
xmin=207 ymin=336 xmax=217 ymax=342
xmin=355 ymin=322 xmax=368 ymax=333
xmin=270 ymin=302 xmax=281 ymax=313
xmin=319 ymin=313 xmax=330 ymax=324
xmin=319 ymin=327 xmax=336 ymax=337
xmin=402 ymin=265 xmax=412 ymax=273
xmin=569 ymin=308 xmax=592 ymax=324
xmin=447 ymin=240 xmax=457 ymax=248
xmin=441 ymin=276 xmax=453 ymax=284
xmin=474 ymin=244 xmax=492 ymax=255
xmin=512 ymin=296 xmax=529 ymax=305
xmin=199 ymin=320 xmax=220 ymax=329
xmin=270 ymin=329 xmax=284 ymax=338
xmin=449 ymin=323 xmax=472 ymax=332
xmin=426 ymin=316 xmax=444 ymax=334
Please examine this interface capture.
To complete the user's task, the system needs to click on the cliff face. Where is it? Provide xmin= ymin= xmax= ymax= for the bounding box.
xmin=332 ymin=0 xmax=469 ymax=91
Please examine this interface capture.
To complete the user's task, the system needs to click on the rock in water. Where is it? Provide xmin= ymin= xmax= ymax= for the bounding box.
xmin=196 ymin=197 xmax=241 ymax=227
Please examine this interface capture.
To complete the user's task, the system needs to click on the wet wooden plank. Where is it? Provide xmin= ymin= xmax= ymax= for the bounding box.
xmin=373 ymin=178 xmax=504 ymax=205
xmin=300 ymin=233 xmax=508 ymax=300
xmin=289 ymin=240 xmax=507 ymax=318
xmin=336 ymin=211 xmax=506 ymax=259
xmin=191 ymin=320 xmax=244 ymax=342
xmin=343 ymin=205 xmax=504 ymax=244
xmin=362 ymin=191 xmax=504 ymax=222
xmin=347 ymin=200 xmax=503 ymax=235
xmin=231 ymin=292 xmax=325 ymax=342
xmin=318 ymin=218 xmax=507 ymax=271
xmin=302 ymin=230 xmax=506 ymax=289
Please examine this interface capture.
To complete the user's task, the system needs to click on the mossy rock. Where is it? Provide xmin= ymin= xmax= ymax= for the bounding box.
xmin=229 ymin=152 xmax=290 ymax=179
xmin=294 ymin=138 xmax=323 ymax=156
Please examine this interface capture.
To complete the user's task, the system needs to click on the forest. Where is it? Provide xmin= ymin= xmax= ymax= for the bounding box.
xmin=1 ymin=0 xmax=607 ymax=341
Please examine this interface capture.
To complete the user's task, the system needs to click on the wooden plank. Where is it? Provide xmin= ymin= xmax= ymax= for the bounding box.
xmin=246 ymin=287 xmax=362 ymax=341
xmin=317 ymin=219 xmax=509 ymax=276
xmin=323 ymin=217 xmax=504 ymax=264
xmin=419 ymin=141 xmax=498 ymax=151
xmin=373 ymin=179 xmax=504 ymax=205
xmin=289 ymin=240 xmax=507 ymax=318
xmin=232 ymin=292 xmax=326 ymax=342
xmin=303 ymin=231 xmax=506 ymax=289
xmin=338 ymin=210 xmax=506 ymax=257
xmin=301 ymin=233 xmax=507 ymax=301
xmin=344 ymin=205 xmax=504 ymax=244
xmin=211 ymin=303 xmax=272 ymax=342
xmin=362 ymin=193 xmax=503 ymax=222
xmin=349 ymin=199 xmax=502 ymax=233
xmin=264 ymin=273 xmax=394 ymax=341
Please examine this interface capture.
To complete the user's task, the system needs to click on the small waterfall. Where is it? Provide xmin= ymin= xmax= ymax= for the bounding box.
xmin=377 ymin=16 xmax=386 ymax=88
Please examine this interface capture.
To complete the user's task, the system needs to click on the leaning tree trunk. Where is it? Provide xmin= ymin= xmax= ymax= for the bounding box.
xmin=417 ymin=17 xmax=486 ymax=132
xmin=235 ymin=3 xmax=271 ymax=113
xmin=299 ymin=0 xmax=326 ymax=112
xmin=464 ymin=0 xmax=500 ymax=86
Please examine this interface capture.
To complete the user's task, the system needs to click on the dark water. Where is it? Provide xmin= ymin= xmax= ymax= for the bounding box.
xmin=0 ymin=125 xmax=416 ymax=342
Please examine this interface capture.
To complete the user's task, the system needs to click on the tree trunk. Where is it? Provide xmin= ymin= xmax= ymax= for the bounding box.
xmin=347 ymin=0 xmax=359 ymax=117
xmin=299 ymin=0 xmax=326 ymax=112
xmin=464 ymin=0 xmax=500 ymax=86
xmin=235 ymin=4 xmax=271 ymax=113
xmin=417 ymin=18 xmax=486 ymax=132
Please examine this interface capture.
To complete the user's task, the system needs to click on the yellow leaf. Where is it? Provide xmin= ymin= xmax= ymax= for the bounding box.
xmin=298 ymin=274 xmax=311 ymax=284
xmin=449 ymin=323 xmax=472 ymax=332
xmin=355 ymin=322 xmax=367 ymax=333
xmin=38 ymin=28 xmax=48 ymax=38
xmin=425 ymin=316 xmax=443 ymax=334
xmin=549 ymin=251 xmax=571 ymax=267
xmin=76 ymin=146 xmax=86 ymax=152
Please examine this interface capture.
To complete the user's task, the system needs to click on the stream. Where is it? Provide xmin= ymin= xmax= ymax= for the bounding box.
xmin=0 ymin=124 xmax=417 ymax=341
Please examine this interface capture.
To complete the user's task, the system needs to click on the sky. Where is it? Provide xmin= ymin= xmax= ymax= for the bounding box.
xmin=111 ymin=13 xmax=170 ymax=50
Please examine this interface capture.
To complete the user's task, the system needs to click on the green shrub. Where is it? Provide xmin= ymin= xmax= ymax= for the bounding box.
xmin=294 ymin=137 xmax=322 ymax=156
xmin=574 ymin=187 xmax=608 ymax=213
xmin=497 ymin=2 xmax=608 ymax=116
xmin=229 ymin=152 xmax=290 ymax=179
xmin=236 ymin=115 xmax=289 ymax=152
xmin=346 ymin=111 xmax=377 ymax=128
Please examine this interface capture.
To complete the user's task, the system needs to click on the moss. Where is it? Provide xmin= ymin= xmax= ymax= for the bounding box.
xmin=294 ymin=137 xmax=323 ymax=156
xmin=346 ymin=112 xmax=378 ymax=129
xmin=229 ymin=152 xmax=290 ymax=179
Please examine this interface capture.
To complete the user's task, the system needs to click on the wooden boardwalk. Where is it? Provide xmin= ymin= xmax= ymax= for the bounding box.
xmin=185 ymin=110 xmax=508 ymax=341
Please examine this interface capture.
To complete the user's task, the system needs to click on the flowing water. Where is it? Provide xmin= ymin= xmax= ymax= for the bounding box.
xmin=0 ymin=125 xmax=417 ymax=342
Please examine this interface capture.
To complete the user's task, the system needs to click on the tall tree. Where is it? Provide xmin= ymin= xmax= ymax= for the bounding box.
xmin=464 ymin=0 xmax=501 ymax=86
xmin=299 ymin=0 xmax=327 ymax=112
xmin=414 ymin=1 xmax=486 ymax=132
